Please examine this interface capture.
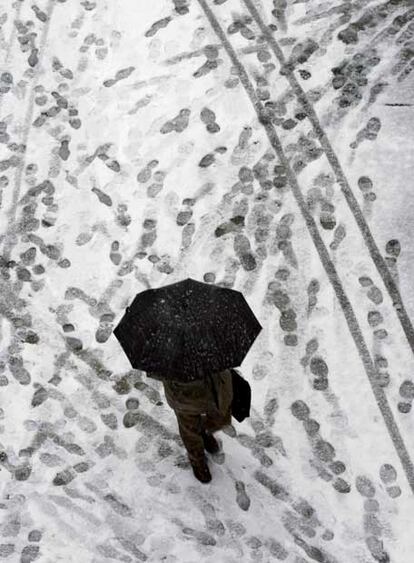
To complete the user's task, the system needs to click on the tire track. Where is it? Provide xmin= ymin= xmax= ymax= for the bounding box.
xmin=1 ymin=0 xmax=55 ymax=262
xmin=196 ymin=0 xmax=414 ymax=494
xmin=242 ymin=0 xmax=414 ymax=358
xmin=2 ymin=1 xmax=22 ymax=66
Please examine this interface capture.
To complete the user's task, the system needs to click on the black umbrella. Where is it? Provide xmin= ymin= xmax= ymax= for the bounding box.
xmin=113 ymin=277 xmax=262 ymax=382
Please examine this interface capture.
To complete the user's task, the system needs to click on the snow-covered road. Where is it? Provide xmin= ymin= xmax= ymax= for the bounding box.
xmin=1 ymin=1 xmax=414 ymax=561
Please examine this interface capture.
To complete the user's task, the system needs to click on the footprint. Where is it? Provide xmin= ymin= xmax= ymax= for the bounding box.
xmin=279 ymin=309 xmax=297 ymax=332
xmin=358 ymin=176 xmax=373 ymax=193
xmin=39 ymin=452 xmax=64 ymax=467
xmin=329 ymin=460 xmax=346 ymax=475
xmin=303 ymin=418 xmax=321 ymax=437
xmin=367 ymin=286 xmax=383 ymax=305
xmin=384 ymin=240 xmax=400 ymax=282
xmin=217 ymin=256 xmax=240 ymax=288
xmin=279 ymin=240 xmax=298 ymax=269
xmin=359 ymin=276 xmax=373 ymax=287
xmin=368 ymin=311 xmax=383 ymax=327
xmin=176 ymin=209 xmax=193 ymax=226
xmin=379 ymin=463 xmax=401 ymax=498
xmin=364 ymin=498 xmax=380 ymax=512
xmin=330 ymin=224 xmax=346 ymax=250
xmin=350 ymin=117 xmax=381 ymax=149
xmin=146 ymin=182 xmax=162 ymax=198
xmin=291 ymin=400 xmax=310 ymax=421
xmin=27 ymin=530 xmax=42 ymax=542
xmin=263 ymin=397 xmax=278 ymax=424
xmin=364 ymin=511 xmax=383 ymax=538
xmin=332 ymin=477 xmax=351 ymax=493
xmin=95 ymin=317 xmax=114 ymax=343
xmin=146 ymin=473 xmax=164 ymax=487
xmin=53 ymin=468 xmax=76 ymax=486
xmin=366 ymin=536 xmax=390 ymax=563
xmin=31 ymin=386 xmax=48 ymax=407
xmin=166 ymin=481 xmax=181 ymax=494
xmin=320 ymin=204 xmax=336 ymax=231
xmin=235 ymin=481 xmax=250 ymax=511
xmin=73 ymin=461 xmax=91 ymax=474
xmin=397 ymin=401 xmax=411 ymax=414
xmin=190 ymin=494 xmax=226 ymax=536
xmin=307 ymin=279 xmax=320 ymax=315
xmin=137 ymin=159 xmax=158 ymax=183
xmin=254 ymin=470 xmax=289 ymax=502
xmin=310 ymin=462 xmax=332 ymax=482
xmin=300 ymin=338 xmax=319 ymax=367
xmin=291 ymin=498 xmax=315 ymax=521
xmin=252 ymin=364 xmax=269 ymax=381
xmin=314 ymin=439 xmax=335 ymax=463
xmin=210 ymin=451 xmax=225 ymax=465
xmin=356 ymin=475 xmax=375 ymax=498
xmin=20 ymin=545 xmax=40 ymax=563
xmin=145 ymin=16 xmax=172 ymax=38
xmin=309 ymin=356 xmax=329 ymax=391
xmin=193 ymin=59 xmax=219 ymax=79
xmin=77 ymin=415 xmax=97 ymax=433
xmin=113 ymin=534 xmax=148 ymax=562
xmin=373 ymin=355 xmax=390 ymax=387
xmin=306 ymin=338 xmax=319 ymax=356
xmin=76 ymin=231 xmax=93 ymax=246
xmin=317 ymin=532 xmax=334 ymax=548
xmin=182 ymin=527 xmax=217 ymax=546
xmin=140 ymin=225 xmax=157 ymax=248
xmin=385 ymin=485 xmax=401 ymax=499
xmin=385 ymin=239 xmax=401 ymax=257
xmin=160 ymin=109 xmax=191 ymax=134
xmin=110 ymin=241 xmax=122 ymax=265
xmin=181 ymin=223 xmax=195 ymax=250
xmin=226 ymin=519 xmax=246 ymax=537
xmin=200 ymin=107 xmax=220 ymax=133
xmin=91 ymin=187 xmax=112 ymax=207
xmin=200 ymin=106 xmax=216 ymax=124
xmin=398 ymin=380 xmax=414 ymax=413
xmin=374 ymin=328 xmax=388 ymax=340
xmin=116 ymin=203 xmax=131 ymax=227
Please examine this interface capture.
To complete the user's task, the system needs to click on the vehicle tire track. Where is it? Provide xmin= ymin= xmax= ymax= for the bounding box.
xmin=196 ymin=0 xmax=414 ymax=494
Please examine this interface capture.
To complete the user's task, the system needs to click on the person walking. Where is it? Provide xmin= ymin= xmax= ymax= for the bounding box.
xmin=114 ymin=277 xmax=260 ymax=483
xmin=148 ymin=368 xmax=233 ymax=483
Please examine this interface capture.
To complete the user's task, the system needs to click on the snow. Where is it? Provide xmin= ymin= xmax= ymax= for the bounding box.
xmin=1 ymin=0 xmax=414 ymax=561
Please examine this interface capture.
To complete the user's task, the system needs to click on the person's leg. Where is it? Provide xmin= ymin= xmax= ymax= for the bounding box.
xmin=174 ymin=410 xmax=205 ymax=463
xmin=174 ymin=409 xmax=212 ymax=483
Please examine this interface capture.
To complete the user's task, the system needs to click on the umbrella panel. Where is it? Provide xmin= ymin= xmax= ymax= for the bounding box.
xmin=113 ymin=278 xmax=262 ymax=380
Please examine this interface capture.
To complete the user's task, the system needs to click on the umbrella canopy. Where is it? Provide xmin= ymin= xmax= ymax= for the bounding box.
xmin=113 ymin=277 xmax=262 ymax=382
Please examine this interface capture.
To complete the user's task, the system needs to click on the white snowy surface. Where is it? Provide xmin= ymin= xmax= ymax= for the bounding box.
xmin=1 ymin=0 xmax=414 ymax=561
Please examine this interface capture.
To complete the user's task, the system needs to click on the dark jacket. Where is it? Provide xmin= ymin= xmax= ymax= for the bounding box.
xmin=147 ymin=369 xmax=233 ymax=416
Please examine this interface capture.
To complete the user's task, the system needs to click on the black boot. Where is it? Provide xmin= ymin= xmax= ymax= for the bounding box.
xmin=201 ymin=430 xmax=220 ymax=454
xmin=190 ymin=456 xmax=212 ymax=483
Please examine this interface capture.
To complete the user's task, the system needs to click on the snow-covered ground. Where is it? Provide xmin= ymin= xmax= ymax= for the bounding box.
xmin=1 ymin=1 xmax=414 ymax=561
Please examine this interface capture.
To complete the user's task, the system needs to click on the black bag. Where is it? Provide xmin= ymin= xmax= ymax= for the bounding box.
xmin=230 ymin=368 xmax=251 ymax=422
